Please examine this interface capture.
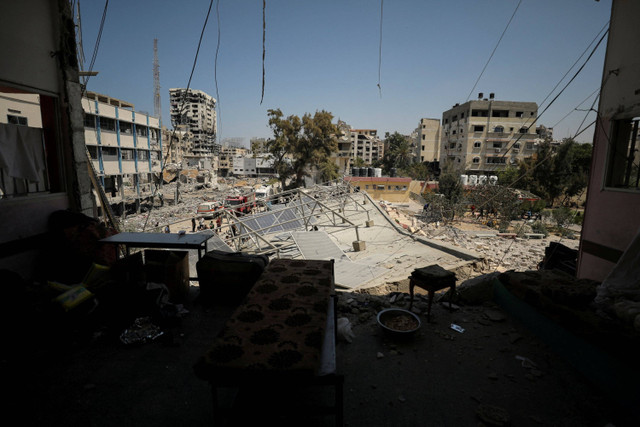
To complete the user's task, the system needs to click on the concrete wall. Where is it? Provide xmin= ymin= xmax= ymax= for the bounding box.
xmin=0 ymin=0 xmax=94 ymax=279
xmin=578 ymin=0 xmax=640 ymax=281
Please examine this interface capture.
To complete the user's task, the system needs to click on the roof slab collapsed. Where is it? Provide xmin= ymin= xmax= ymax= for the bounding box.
xmin=215 ymin=180 xmax=480 ymax=291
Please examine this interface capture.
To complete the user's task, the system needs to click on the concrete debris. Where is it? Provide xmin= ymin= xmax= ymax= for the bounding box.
xmin=476 ymin=404 xmax=511 ymax=426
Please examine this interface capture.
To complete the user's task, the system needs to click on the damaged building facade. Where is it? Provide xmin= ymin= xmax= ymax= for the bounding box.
xmin=82 ymin=91 xmax=162 ymax=205
xmin=169 ymin=88 xmax=217 ymax=157
xmin=441 ymin=97 xmax=543 ymax=174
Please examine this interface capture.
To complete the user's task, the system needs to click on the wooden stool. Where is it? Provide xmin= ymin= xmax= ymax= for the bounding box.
xmin=408 ymin=265 xmax=456 ymax=322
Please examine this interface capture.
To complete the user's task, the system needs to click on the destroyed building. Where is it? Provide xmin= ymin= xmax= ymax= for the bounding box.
xmin=169 ymin=87 xmax=217 ymax=156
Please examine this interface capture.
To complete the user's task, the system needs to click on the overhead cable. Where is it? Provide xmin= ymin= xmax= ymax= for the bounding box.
xmin=465 ymin=0 xmax=522 ymax=102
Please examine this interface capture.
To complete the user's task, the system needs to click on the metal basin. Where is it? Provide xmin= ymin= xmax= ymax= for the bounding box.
xmin=377 ymin=308 xmax=421 ymax=337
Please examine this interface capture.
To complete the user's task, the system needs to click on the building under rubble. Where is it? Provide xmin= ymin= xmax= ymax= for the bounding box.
xmin=169 ymin=88 xmax=217 ymax=156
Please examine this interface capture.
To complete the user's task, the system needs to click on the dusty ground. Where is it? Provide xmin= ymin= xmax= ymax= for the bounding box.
xmin=6 ymin=280 xmax=638 ymax=427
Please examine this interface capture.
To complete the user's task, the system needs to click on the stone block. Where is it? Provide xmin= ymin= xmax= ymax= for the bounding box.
xmin=352 ymin=240 xmax=366 ymax=252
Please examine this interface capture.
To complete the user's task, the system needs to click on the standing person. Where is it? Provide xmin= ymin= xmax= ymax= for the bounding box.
xmin=164 ymin=225 xmax=170 ymax=233
xmin=199 ymin=217 xmax=205 ymax=230
xmin=191 ymin=217 xmax=196 ymax=232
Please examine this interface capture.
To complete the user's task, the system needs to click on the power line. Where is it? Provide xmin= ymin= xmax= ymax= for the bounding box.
xmin=143 ymin=0 xmax=215 ymax=232
xmin=377 ymin=0 xmax=383 ymax=97
xmin=493 ymin=26 xmax=609 ymax=165
xmin=465 ymin=0 xmax=522 ymax=102
xmin=82 ymin=0 xmax=109 ymax=95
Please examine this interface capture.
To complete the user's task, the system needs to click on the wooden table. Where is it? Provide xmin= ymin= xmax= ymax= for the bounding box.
xmin=194 ymin=258 xmax=343 ymax=425
xmin=408 ymin=265 xmax=457 ymax=322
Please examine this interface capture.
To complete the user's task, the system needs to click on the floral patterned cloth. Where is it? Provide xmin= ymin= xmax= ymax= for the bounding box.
xmin=195 ymin=259 xmax=334 ymax=380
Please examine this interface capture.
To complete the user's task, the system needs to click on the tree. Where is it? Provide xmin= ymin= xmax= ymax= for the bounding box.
xmin=266 ymin=109 xmax=338 ymax=189
xmin=353 ymin=157 xmax=367 ymax=167
xmin=381 ymin=132 xmax=413 ymax=173
xmin=318 ymin=159 xmax=340 ymax=183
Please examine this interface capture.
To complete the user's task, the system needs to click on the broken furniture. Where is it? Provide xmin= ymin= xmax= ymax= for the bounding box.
xmin=99 ymin=232 xmax=214 ymax=280
xmin=194 ymin=258 xmax=343 ymax=426
xmin=196 ymin=250 xmax=269 ymax=306
xmin=408 ymin=264 xmax=457 ymax=322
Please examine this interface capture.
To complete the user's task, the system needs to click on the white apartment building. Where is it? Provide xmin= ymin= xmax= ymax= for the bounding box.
xmin=349 ymin=129 xmax=384 ymax=167
xmin=82 ymin=91 xmax=162 ymax=202
xmin=441 ymin=94 xmax=541 ymax=174
xmin=417 ymin=118 xmax=441 ymax=164
xmin=169 ymin=88 xmax=217 ymax=156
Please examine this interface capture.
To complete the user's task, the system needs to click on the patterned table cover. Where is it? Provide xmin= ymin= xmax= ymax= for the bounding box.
xmin=195 ymin=259 xmax=335 ymax=380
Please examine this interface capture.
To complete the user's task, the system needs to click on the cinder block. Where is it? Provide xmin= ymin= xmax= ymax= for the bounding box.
xmin=366 ymin=220 xmax=374 ymax=227
xmin=352 ymin=240 xmax=366 ymax=252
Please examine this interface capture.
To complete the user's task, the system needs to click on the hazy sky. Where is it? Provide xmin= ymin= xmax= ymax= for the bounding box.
xmin=77 ymin=0 xmax=612 ymax=146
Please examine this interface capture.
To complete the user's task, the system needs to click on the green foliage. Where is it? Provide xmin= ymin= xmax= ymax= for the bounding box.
xmin=530 ymin=220 xmax=549 ymax=237
xmin=381 ymin=132 xmax=413 ymax=173
xmin=437 ymin=159 xmax=463 ymax=204
xmin=510 ymin=139 xmax=592 ymax=206
xmin=353 ymin=157 xmax=367 ymax=167
xmin=551 ymin=206 xmax=573 ymax=229
xmin=266 ymin=108 xmax=338 ymax=189
xmin=318 ymin=159 xmax=340 ymax=183
xmin=401 ymin=162 xmax=431 ymax=181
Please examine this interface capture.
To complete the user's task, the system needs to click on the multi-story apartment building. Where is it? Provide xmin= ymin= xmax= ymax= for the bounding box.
xmin=217 ymin=146 xmax=248 ymax=177
xmin=417 ymin=118 xmax=441 ymax=164
xmin=441 ymin=94 xmax=540 ymax=174
xmin=169 ymin=88 xmax=217 ymax=156
xmin=349 ymin=129 xmax=384 ymax=167
xmin=82 ymin=91 xmax=162 ymax=203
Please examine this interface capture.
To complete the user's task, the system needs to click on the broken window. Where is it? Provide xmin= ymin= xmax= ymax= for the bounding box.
xmin=515 ymin=111 xmax=524 ymax=118
xmin=473 ymin=125 xmax=484 ymax=132
xmin=492 ymin=110 xmax=508 ymax=118
xmin=472 ymin=109 xmax=488 ymax=117
xmin=121 ymin=149 xmax=134 ymax=160
xmin=605 ymin=117 xmax=640 ymax=190
xmin=519 ymin=127 xmax=528 ymax=134
xmin=474 ymin=141 xmax=482 ymax=148
xmin=493 ymin=142 xmax=502 ymax=148
xmin=136 ymin=125 xmax=148 ymax=137
xmin=119 ymin=121 xmax=132 ymax=134
xmin=472 ymin=157 xmax=480 ymax=163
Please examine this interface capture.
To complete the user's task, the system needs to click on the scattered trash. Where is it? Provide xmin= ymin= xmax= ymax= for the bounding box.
xmin=450 ymin=323 xmax=465 ymax=333
xmin=515 ymin=355 xmax=537 ymax=369
xmin=120 ymin=317 xmax=164 ymax=345
xmin=337 ymin=317 xmax=355 ymax=343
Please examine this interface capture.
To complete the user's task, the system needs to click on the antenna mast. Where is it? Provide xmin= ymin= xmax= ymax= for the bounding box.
xmin=153 ymin=38 xmax=162 ymax=126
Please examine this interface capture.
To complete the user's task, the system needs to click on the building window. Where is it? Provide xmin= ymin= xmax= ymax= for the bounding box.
xmin=422 ymin=134 xmax=425 ymax=140
xmin=526 ymin=142 xmax=534 ymax=150
xmin=486 ymin=157 xmax=506 ymax=164
xmin=87 ymin=145 xmax=98 ymax=159
xmin=119 ymin=121 xmax=133 ymax=134
xmin=492 ymin=110 xmax=508 ymax=118
xmin=605 ymin=117 xmax=640 ymax=190
xmin=6 ymin=114 xmax=28 ymax=126
xmin=515 ymin=111 xmax=524 ymax=118
xmin=472 ymin=109 xmax=488 ymax=117
xmin=472 ymin=157 xmax=480 ymax=163
xmin=474 ymin=141 xmax=482 ymax=148
xmin=121 ymin=149 xmax=134 ymax=160
xmin=473 ymin=125 xmax=484 ymax=132
xmin=519 ymin=127 xmax=528 ymax=134
xmin=494 ymin=125 xmax=504 ymax=133
xmin=493 ymin=142 xmax=502 ymax=148
xmin=513 ymin=143 xmax=521 ymax=149
xmin=84 ymin=113 xmax=96 ymax=128
xmin=99 ymin=117 xmax=116 ymax=132
xmin=365 ymin=185 xmax=369 ymax=190
xmin=136 ymin=125 xmax=148 ymax=137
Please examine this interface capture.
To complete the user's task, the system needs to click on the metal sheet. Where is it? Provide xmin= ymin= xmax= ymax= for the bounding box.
xmin=290 ymin=231 xmax=349 ymax=261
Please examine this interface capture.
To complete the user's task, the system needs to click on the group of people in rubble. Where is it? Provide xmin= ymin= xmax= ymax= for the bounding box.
xmin=191 ymin=216 xmax=223 ymax=232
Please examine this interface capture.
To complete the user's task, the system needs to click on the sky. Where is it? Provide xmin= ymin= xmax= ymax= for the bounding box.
xmin=77 ymin=0 xmax=612 ymax=146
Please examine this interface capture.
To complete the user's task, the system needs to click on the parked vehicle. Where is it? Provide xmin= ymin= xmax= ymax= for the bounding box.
xmin=196 ymin=201 xmax=222 ymax=218
xmin=254 ymin=185 xmax=274 ymax=200
xmin=225 ymin=193 xmax=256 ymax=214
